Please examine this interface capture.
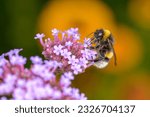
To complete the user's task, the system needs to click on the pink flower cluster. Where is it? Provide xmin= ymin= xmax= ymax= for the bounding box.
xmin=0 ymin=49 xmax=86 ymax=100
xmin=0 ymin=28 xmax=97 ymax=100
xmin=35 ymin=28 xmax=96 ymax=75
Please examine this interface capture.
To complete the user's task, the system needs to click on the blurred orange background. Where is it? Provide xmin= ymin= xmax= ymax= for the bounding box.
xmin=1 ymin=0 xmax=150 ymax=99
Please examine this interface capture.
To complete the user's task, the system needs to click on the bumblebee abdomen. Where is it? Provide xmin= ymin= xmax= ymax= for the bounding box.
xmin=105 ymin=51 xmax=113 ymax=59
xmin=94 ymin=59 xmax=109 ymax=69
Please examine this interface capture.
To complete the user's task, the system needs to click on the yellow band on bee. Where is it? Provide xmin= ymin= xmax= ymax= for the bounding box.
xmin=103 ymin=29 xmax=111 ymax=40
xmin=105 ymin=51 xmax=113 ymax=59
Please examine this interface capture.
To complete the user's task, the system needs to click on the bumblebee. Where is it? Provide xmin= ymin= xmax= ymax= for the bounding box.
xmin=88 ymin=29 xmax=117 ymax=68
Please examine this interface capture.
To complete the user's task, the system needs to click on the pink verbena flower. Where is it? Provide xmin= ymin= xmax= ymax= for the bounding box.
xmin=0 ymin=49 xmax=86 ymax=100
xmin=35 ymin=28 xmax=97 ymax=75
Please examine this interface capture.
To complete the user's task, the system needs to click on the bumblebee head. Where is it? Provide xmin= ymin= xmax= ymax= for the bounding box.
xmin=94 ymin=29 xmax=111 ymax=41
xmin=94 ymin=29 xmax=104 ymax=41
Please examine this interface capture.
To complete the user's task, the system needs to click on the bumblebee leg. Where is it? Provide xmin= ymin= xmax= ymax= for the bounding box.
xmin=89 ymin=46 xmax=95 ymax=49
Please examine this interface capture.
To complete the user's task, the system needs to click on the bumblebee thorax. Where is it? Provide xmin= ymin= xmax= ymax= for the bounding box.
xmin=103 ymin=29 xmax=111 ymax=40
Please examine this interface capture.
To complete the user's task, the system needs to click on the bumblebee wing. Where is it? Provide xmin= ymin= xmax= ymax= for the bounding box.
xmin=85 ymin=32 xmax=96 ymax=46
xmin=108 ymin=39 xmax=117 ymax=66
